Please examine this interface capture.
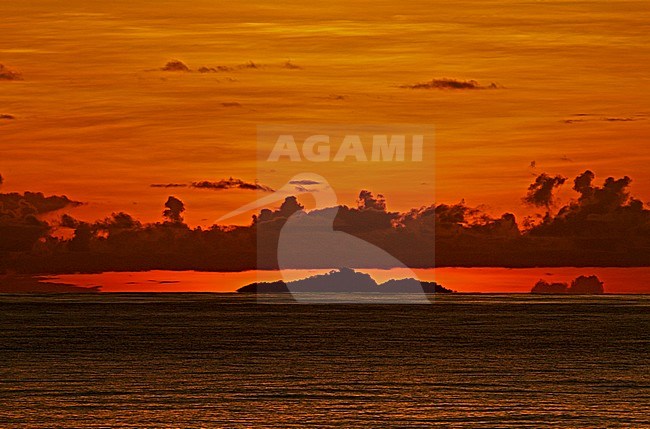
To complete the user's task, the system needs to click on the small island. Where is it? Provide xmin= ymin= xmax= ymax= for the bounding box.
xmin=237 ymin=268 xmax=453 ymax=294
xmin=531 ymin=275 xmax=605 ymax=294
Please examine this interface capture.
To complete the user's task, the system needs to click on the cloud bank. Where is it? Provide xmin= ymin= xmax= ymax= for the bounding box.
xmin=0 ymin=170 xmax=648 ymax=273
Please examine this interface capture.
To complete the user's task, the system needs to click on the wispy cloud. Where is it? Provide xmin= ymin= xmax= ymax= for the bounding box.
xmin=401 ymin=78 xmax=499 ymax=90
xmin=150 ymin=183 xmax=188 ymax=188
xmin=191 ymin=178 xmax=274 ymax=192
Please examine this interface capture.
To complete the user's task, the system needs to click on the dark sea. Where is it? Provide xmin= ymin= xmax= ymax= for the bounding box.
xmin=0 ymin=294 xmax=648 ymax=428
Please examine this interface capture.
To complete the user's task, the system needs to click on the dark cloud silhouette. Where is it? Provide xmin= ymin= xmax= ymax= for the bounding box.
xmin=161 ymin=60 xmax=190 ymax=72
xmin=605 ymin=117 xmax=640 ymax=122
xmin=238 ymin=61 xmax=260 ymax=69
xmin=358 ymin=190 xmax=386 ymax=211
xmin=0 ymin=170 xmax=648 ymax=274
xmin=163 ymin=196 xmax=185 ymax=223
xmin=150 ymin=183 xmax=188 ymax=188
xmin=0 ymin=114 xmax=15 ymax=120
xmin=0 ymin=64 xmax=22 ymax=80
xmin=401 ymin=78 xmax=499 ymax=90
xmin=523 ymin=173 xmax=567 ymax=209
xmin=0 ymin=174 xmax=3 ymax=186
xmin=95 ymin=212 xmax=142 ymax=232
xmin=563 ymin=114 xmax=645 ymax=124
xmin=283 ymin=60 xmax=302 ymax=70
xmin=192 ymin=178 xmax=274 ymax=192
xmin=289 ymin=179 xmax=321 ymax=186
xmin=198 ymin=65 xmax=233 ymax=73
xmin=529 ymin=171 xmax=650 ymax=265
xmin=0 ymin=192 xmax=82 ymax=216
xmin=221 ymin=102 xmax=242 ymax=107
xmin=60 ymin=213 xmax=80 ymax=229
xmin=0 ymin=189 xmax=82 ymax=252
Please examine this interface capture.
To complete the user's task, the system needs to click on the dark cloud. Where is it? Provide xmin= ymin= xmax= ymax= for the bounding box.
xmin=529 ymin=171 xmax=650 ymax=259
xmin=0 ymin=64 xmax=22 ymax=81
xmin=604 ymin=117 xmax=640 ymax=122
xmin=150 ymin=183 xmax=188 ymax=188
xmin=563 ymin=114 xmax=645 ymax=124
xmin=289 ymin=179 xmax=321 ymax=186
xmin=161 ymin=60 xmax=190 ymax=72
xmin=0 ymin=192 xmax=82 ymax=216
xmin=60 ymin=213 xmax=80 ymax=229
xmin=0 ymin=174 xmax=3 ymax=186
xmin=283 ymin=60 xmax=302 ymax=70
xmin=94 ymin=212 xmax=142 ymax=232
xmin=523 ymin=173 xmax=567 ymax=209
xmin=238 ymin=61 xmax=260 ymax=69
xmin=198 ymin=65 xmax=233 ymax=73
xmin=0 ymin=187 xmax=82 ymax=252
xmin=1 ymin=170 xmax=648 ymax=274
xmin=192 ymin=178 xmax=274 ymax=192
xmin=221 ymin=102 xmax=242 ymax=107
xmin=163 ymin=196 xmax=185 ymax=224
xmin=1 ymin=114 xmax=15 ymax=120
xmin=401 ymin=78 xmax=499 ymax=90
xmin=357 ymin=190 xmax=386 ymax=211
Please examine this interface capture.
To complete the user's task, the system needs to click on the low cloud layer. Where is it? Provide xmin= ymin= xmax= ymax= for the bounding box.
xmin=149 ymin=178 xmax=273 ymax=192
xmin=0 ymin=170 xmax=648 ymax=273
xmin=156 ymin=60 xmax=302 ymax=74
xmin=563 ymin=113 xmax=646 ymax=124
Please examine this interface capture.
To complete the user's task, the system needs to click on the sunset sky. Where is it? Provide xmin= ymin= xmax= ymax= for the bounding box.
xmin=2 ymin=0 xmax=649 ymax=226
xmin=2 ymin=1 xmax=650 ymax=293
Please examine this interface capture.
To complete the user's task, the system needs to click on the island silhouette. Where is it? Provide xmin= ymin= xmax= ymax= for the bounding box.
xmin=531 ymin=275 xmax=605 ymax=294
xmin=237 ymin=267 xmax=453 ymax=294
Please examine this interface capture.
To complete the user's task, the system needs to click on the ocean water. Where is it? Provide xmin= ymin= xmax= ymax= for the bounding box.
xmin=0 ymin=294 xmax=648 ymax=428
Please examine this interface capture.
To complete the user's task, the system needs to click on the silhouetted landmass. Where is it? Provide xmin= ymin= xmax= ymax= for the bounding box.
xmin=531 ymin=275 xmax=605 ymax=294
xmin=0 ymin=275 xmax=100 ymax=293
xmin=237 ymin=268 xmax=453 ymax=294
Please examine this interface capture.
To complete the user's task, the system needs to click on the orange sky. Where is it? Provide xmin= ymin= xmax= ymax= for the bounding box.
xmin=2 ymin=0 xmax=649 ymax=227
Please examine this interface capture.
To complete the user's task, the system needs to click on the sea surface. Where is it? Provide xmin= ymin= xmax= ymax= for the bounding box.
xmin=0 ymin=294 xmax=648 ymax=428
